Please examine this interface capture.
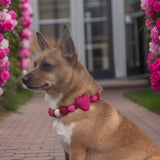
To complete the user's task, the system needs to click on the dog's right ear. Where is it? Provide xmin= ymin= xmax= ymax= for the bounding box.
xmin=58 ymin=25 xmax=78 ymax=66
xmin=36 ymin=32 xmax=52 ymax=51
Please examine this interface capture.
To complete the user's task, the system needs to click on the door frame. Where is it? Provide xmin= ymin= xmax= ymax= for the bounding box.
xmin=71 ymin=0 xmax=115 ymax=79
xmin=31 ymin=0 xmax=119 ymax=79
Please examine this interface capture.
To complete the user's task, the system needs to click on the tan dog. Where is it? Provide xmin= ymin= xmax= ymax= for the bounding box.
xmin=22 ymin=26 xmax=160 ymax=160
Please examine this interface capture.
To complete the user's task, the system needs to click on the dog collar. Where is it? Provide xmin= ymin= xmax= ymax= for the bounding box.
xmin=48 ymin=92 xmax=100 ymax=118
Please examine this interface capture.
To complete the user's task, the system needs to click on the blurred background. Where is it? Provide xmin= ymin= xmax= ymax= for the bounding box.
xmin=31 ymin=0 xmax=148 ymax=79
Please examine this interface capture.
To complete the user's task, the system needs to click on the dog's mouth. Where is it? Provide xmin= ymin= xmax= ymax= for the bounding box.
xmin=23 ymin=84 xmax=46 ymax=91
xmin=27 ymin=86 xmax=41 ymax=90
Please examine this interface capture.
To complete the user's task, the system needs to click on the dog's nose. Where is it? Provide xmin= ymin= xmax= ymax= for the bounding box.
xmin=22 ymin=75 xmax=29 ymax=85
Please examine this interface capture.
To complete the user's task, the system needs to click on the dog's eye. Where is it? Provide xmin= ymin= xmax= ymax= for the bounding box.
xmin=34 ymin=62 xmax=36 ymax=68
xmin=42 ymin=63 xmax=52 ymax=69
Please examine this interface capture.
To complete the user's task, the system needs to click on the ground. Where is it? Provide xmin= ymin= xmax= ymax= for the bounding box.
xmin=0 ymin=86 xmax=160 ymax=160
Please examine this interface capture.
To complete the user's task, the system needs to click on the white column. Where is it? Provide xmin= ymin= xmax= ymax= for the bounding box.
xmin=31 ymin=0 xmax=40 ymax=32
xmin=111 ymin=0 xmax=127 ymax=78
xmin=70 ymin=0 xmax=86 ymax=66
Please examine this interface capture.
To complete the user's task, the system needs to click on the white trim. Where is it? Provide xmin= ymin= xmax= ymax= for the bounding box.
xmin=31 ymin=0 xmax=40 ymax=32
xmin=70 ymin=0 xmax=86 ymax=66
xmin=39 ymin=18 xmax=70 ymax=25
xmin=86 ymin=11 xmax=93 ymax=71
xmin=84 ymin=17 xmax=107 ymax=23
xmin=111 ymin=0 xmax=127 ymax=78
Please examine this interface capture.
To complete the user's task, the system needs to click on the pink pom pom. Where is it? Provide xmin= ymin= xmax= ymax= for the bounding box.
xmin=68 ymin=105 xmax=75 ymax=112
xmin=91 ymin=95 xmax=98 ymax=102
xmin=48 ymin=108 xmax=56 ymax=117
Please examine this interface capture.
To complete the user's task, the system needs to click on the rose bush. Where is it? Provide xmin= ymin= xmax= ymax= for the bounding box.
xmin=0 ymin=0 xmax=33 ymax=101
xmin=141 ymin=0 xmax=160 ymax=92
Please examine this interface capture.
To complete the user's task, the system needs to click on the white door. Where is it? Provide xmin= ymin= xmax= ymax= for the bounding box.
xmin=32 ymin=0 xmax=114 ymax=79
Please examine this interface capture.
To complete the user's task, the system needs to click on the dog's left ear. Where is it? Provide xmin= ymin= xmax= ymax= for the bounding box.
xmin=36 ymin=32 xmax=52 ymax=51
xmin=58 ymin=25 xmax=78 ymax=66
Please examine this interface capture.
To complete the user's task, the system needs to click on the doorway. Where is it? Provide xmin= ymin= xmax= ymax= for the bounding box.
xmin=36 ymin=0 xmax=114 ymax=79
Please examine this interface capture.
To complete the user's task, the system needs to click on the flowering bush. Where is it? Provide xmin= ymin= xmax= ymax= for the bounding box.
xmin=19 ymin=0 xmax=32 ymax=69
xmin=141 ymin=0 xmax=160 ymax=92
xmin=0 ymin=0 xmax=33 ymax=97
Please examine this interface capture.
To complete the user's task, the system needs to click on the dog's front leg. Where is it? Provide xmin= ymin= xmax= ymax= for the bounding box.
xmin=69 ymin=146 xmax=87 ymax=160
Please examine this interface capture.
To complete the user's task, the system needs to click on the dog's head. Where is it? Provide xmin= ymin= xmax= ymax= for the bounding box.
xmin=22 ymin=26 xmax=78 ymax=95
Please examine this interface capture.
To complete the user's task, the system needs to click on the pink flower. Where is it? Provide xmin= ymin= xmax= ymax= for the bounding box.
xmin=22 ymin=3 xmax=32 ymax=13
xmin=150 ymin=58 xmax=160 ymax=72
xmin=153 ymin=1 xmax=160 ymax=12
xmin=0 ymin=22 xmax=4 ymax=31
xmin=0 ymin=79 xmax=6 ymax=86
xmin=0 ymin=0 xmax=11 ymax=8
xmin=0 ymin=33 xmax=4 ymax=42
xmin=4 ymin=20 xmax=15 ymax=31
xmin=20 ymin=58 xmax=31 ymax=69
xmin=21 ymin=28 xmax=33 ymax=39
xmin=13 ymin=19 xmax=18 ymax=27
xmin=5 ymin=48 xmax=9 ymax=54
xmin=0 ymin=56 xmax=7 ymax=69
xmin=1 ymin=56 xmax=8 ymax=65
xmin=18 ymin=48 xmax=31 ymax=57
xmin=22 ymin=9 xmax=32 ymax=16
xmin=0 ymin=87 xmax=3 ymax=96
xmin=21 ymin=0 xmax=31 ymax=4
xmin=22 ymin=39 xmax=30 ymax=48
xmin=148 ymin=64 xmax=154 ymax=72
xmin=152 ymin=84 xmax=160 ymax=92
xmin=21 ymin=16 xmax=32 ymax=26
xmin=4 ymin=13 xmax=11 ymax=21
xmin=0 ymin=39 xmax=9 ymax=49
xmin=0 ymin=70 xmax=9 ymax=80
xmin=147 ymin=0 xmax=154 ymax=6
xmin=0 ymin=11 xmax=5 ymax=21
xmin=151 ymin=71 xmax=160 ymax=85
xmin=0 ymin=56 xmax=10 ymax=70
xmin=151 ymin=27 xmax=160 ymax=44
xmin=28 ymin=24 xmax=33 ymax=30
xmin=145 ymin=19 xmax=153 ymax=30
xmin=156 ymin=18 xmax=160 ymax=30
xmin=8 ymin=10 xmax=17 ymax=19
xmin=141 ymin=0 xmax=148 ymax=10
xmin=3 ymin=61 xmax=9 ymax=70
xmin=0 ymin=49 xmax=6 ymax=59
xmin=158 ymin=47 xmax=160 ymax=53
xmin=149 ymin=42 xmax=159 ymax=53
xmin=146 ymin=53 xmax=156 ymax=64
xmin=145 ymin=7 xmax=155 ymax=19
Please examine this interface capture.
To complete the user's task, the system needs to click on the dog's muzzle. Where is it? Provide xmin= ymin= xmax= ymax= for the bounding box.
xmin=22 ymin=75 xmax=29 ymax=86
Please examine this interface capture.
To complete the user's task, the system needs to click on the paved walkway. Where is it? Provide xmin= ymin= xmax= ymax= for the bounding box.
xmin=0 ymin=87 xmax=160 ymax=160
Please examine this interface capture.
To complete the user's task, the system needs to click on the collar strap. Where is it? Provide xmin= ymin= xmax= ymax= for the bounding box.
xmin=48 ymin=92 xmax=100 ymax=118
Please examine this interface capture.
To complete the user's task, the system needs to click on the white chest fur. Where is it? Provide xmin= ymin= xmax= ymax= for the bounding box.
xmin=53 ymin=120 xmax=75 ymax=154
xmin=45 ymin=93 xmax=63 ymax=109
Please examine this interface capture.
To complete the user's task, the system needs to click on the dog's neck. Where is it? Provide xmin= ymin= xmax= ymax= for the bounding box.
xmin=46 ymin=62 xmax=102 ymax=109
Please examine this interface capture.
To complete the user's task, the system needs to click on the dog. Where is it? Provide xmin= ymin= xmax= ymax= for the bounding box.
xmin=22 ymin=26 xmax=160 ymax=160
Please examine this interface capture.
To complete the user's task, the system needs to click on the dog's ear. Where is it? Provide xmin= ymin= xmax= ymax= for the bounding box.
xmin=36 ymin=32 xmax=52 ymax=51
xmin=58 ymin=25 xmax=78 ymax=66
